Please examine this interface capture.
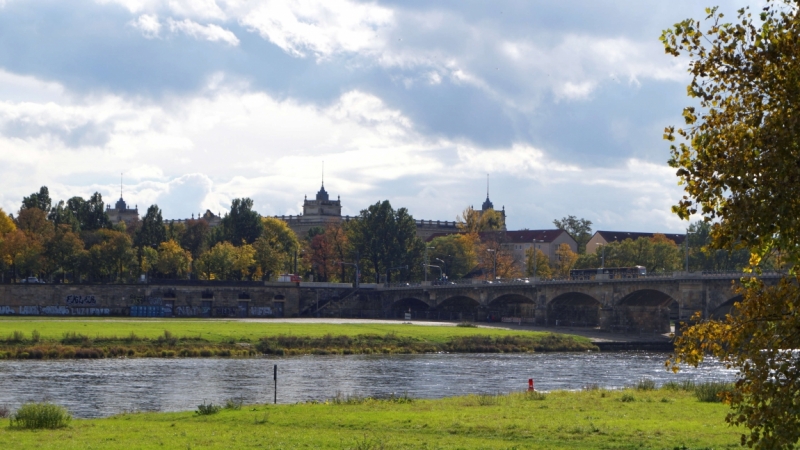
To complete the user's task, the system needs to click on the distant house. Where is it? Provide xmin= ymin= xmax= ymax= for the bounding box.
xmin=427 ymin=229 xmax=577 ymax=270
xmin=488 ymin=230 xmax=578 ymax=268
xmin=585 ymin=231 xmax=686 ymax=254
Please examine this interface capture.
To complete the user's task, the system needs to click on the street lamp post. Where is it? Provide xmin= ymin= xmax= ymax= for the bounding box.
xmin=684 ymin=228 xmax=691 ymax=273
xmin=595 ymin=243 xmax=605 ymax=269
xmin=336 ymin=261 xmax=360 ymax=289
xmin=434 ymin=258 xmax=447 ymax=280
xmin=486 ymin=249 xmax=497 ymax=280
xmin=424 ymin=246 xmax=435 ymax=282
xmin=423 ymin=264 xmax=443 ymax=281
xmin=386 ymin=265 xmax=408 ymax=286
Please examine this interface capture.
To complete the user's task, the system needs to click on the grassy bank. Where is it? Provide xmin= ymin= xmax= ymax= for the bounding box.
xmin=0 ymin=387 xmax=739 ymax=449
xmin=0 ymin=318 xmax=596 ymax=358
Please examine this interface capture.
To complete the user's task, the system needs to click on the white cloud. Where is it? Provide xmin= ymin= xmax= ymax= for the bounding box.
xmin=236 ymin=0 xmax=393 ymax=58
xmin=167 ymin=17 xmax=239 ymax=45
xmin=131 ymin=14 xmax=161 ymax=38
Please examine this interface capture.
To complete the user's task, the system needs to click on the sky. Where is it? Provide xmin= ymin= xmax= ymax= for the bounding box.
xmin=0 ymin=0 xmax=756 ymax=232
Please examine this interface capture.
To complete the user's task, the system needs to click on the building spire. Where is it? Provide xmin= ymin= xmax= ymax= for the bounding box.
xmin=120 ymin=172 xmax=123 ymax=199
xmin=322 ymin=161 xmax=324 ymax=188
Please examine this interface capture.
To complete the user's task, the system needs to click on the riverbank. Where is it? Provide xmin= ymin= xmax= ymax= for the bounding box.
xmin=0 ymin=387 xmax=738 ymax=449
xmin=0 ymin=318 xmax=597 ymax=359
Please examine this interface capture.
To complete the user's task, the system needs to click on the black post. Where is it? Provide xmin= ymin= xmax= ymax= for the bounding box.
xmin=273 ymin=364 xmax=277 ymax=404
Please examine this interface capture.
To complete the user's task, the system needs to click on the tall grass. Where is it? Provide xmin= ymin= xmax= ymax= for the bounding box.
xmin=694 ymin=381 xmax=733 ymax=403
xmin=634 ymin=378 xmax=656 ymax=391
xmin=9 ymin=402 xmax=71 ymax=429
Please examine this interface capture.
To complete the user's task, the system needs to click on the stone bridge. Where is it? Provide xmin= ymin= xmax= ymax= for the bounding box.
xmin=370 ymin=273 xmax=782 ymax=333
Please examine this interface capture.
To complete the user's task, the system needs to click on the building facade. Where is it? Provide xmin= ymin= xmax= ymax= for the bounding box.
xmin=106 ymin=197 xmax=139 ymax=226
xmin=586 ymin=231 xmax=686 ymax=254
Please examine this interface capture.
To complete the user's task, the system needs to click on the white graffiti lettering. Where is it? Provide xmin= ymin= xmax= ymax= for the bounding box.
xmin=249 ymin=306 xmax=273 ymax=317
xmin=19 ymin=306 xmax=39 ymax=315
xmin=41 ymin=305 xmax=70 ymax=315
xmin=174 ymin=306 xmax=202 ymax=316
xmin=65 ymin=295 xmax=97 ymax=305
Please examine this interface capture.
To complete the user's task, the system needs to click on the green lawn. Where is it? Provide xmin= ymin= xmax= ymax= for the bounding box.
xmin=0 ymin=389 xmax=741 ymax=449
xmin=0 ymin=317 xmax=590 ymax=344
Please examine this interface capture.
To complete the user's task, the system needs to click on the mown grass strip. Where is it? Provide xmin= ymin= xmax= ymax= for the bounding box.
xmin=0 ymin=388 xmax=740 ymax=449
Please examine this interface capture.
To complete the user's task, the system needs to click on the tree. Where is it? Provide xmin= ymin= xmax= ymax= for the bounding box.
xmin=181 ymin=219 xmax=210 ymax=258
xmin=140 ymin=246 xmax=158 ymax=278
xmin=457 ymin=206 xmax=504 ymax=233
xmin=348 ymin=200 xmax=424 ymax=283
xmin=46 ymin=225 xmax=84 ymax=282
xmin=553 ymin=216 xmax=593 ymax=254
xmin=196 ymin=241 xmax=236 ymax=280
xmin=21 ymin=186 xmax=52 ymax=213
xmin=156 ymin=240 xmax=191 ymax=278
xmin=553 ymin=243 xmax=578 ymax=278
xmin=88 ymin=229 xmax=135 ymax=281
xmin=429 ymin=233 xmax=479 ymax=280
xmin=66 ymin=193 xmax=110 ymax=231
xmin=219 ymin=198 xmax=263 ymax=245
xmin=232 ymin=244 xmax=256 ymax=280
xmin=663 ymin=3 xmax=800 ymax=447
xmin=253 ymin=217 xmax=299 ymax=280
xmin=135 ymin=205 xmax=167 ymax=249
xmin=48 ymin=200 xmax=81 ymax=232
xmin=687 ymin=221 xmax=750 ymax=272
xmin=525 ymin=247 xmax=552 ymax=279
xmin=477 ymin=236 xmax=522 ymax=280
xmin=0 ymin=208 xmax=17 ymax=282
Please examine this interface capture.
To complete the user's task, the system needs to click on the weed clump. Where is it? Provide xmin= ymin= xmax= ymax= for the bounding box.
xmin=195 ymin=402 xmax=221 ymax=415
xmin=525 ymin=390 xmax=547 ymax=401
xmin=620 ymin=393 xmax=636 ymax=403
xmin=224 ymin=398 xmax=243 ymax=410
xmin=456 ymin=322 xmax=477 ymax=328
xmin=634 ymin=378 xmax=656 ymax=391
xmin=9 ymin=402 xmax=71 ymax=429
xmin=694 ymin=381 xmax=733 ymax=403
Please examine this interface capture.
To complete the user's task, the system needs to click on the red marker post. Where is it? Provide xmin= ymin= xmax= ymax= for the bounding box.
xmin=528 ymin=378 xmax=534 ymax=391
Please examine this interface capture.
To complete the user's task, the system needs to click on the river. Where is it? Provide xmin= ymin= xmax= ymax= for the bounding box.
xmin=0 ymin=352 xmax=735 ymax=418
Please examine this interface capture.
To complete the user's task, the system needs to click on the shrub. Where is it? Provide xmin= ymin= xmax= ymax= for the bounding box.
xmin=9 ymin=330 xmax=25 ymax=343
xmin=477 ymin=393 xmax=500 ymax=406
xmin=661 ymin=380 xmax=697 ymax=391
xmin=224 ymin=398 xmax=243 ymax=410
xmin=195 ymin=402 xmax=221 ymax=415
xmin=61 ymin=332 xmax=90 ymax=345
xmin=456 ymin=322 xmax=477 ymax=328
xmin=10 ymin=402 xmax=71 ymax=429
xmin=635 ymin=378 xmax=656 ymax=391
xmin=620 ymin=394 xmax=635 ymax=403
xmin=694 ymin=381 xmax=733 ymax=403
xmin=30 ymin=330 xmax=40 ymax=343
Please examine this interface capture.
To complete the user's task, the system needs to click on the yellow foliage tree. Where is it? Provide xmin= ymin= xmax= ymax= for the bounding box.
xmin=664 ymin=3 xmax=800 ymax=447
xmin=156 ymin=239 xmax=191 ymax=278
xmin=553 ymin=243 xmax=578 ymax=278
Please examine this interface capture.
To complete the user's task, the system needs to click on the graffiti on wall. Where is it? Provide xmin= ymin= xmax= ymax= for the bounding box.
xmin=214 ymin=307 xmax=237 ymax=317
xmin=174 ymin=306 xmax=202 ymax=316
xmin=19 ymin=306 xmax=39 ymax=315
xmin=65 ymin=295 xmax=97 ymax=304
xmin=130 ymin=295 xmax=162 ymax=306
xmin=249 ymin=306 xmax=273 ymax=317
xmin=71 ymin=307 xmax=110 ymax=316
xmin=41 ymin=306 xmax=70 ymax=315
xmin=0 ymin=306 xmax=14 ymax=315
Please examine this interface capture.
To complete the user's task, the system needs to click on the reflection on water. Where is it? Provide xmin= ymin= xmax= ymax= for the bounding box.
xmin=0 ymin=352 xmax=735 ymax=418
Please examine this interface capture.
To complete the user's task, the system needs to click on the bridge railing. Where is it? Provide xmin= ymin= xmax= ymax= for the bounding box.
xmin=378 ymin=270 xmax=784 ymax=290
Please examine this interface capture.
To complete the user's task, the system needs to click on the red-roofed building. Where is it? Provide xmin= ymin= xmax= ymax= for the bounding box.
xmin=586 ymin=230 xmax=686 ymax=254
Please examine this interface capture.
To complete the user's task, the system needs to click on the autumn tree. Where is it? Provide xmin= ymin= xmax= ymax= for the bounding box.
xmin=156 ymin=239 xmax=192 ymax=278
xmin=553 ymin=243 xmax=578 ymax=278
xmin=553 ymin=216 xmax=593 ymax=254
xmin=457 ymin=206 xmax=504 ymax=233
xmin=477 ymin=236 xmax=522 ymax=280
xmin=46 ymin=225 xmax=84 ymax=282
xmin=196 ymin=241 xmax=236 ymax=280
xmin=0 ymin=208 xmax=16 ymax=282
xmin=429 ymin=233 xmax=478 ymax=280
xmin=253 ymin=217 xmax=299 ymax=280
xmin=663 ymin=3 xmax=800 ymax=447
xmin=525 ymin=247 xmax=552 ymax=279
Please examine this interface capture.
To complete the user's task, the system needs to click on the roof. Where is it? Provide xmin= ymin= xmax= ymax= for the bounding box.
xmin=593 ymin=230 xmax=686 ymax=245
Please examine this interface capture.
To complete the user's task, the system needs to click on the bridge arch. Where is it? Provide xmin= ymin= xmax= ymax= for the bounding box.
xmin=487 ymin=294 xmax=536 ymax=321
xmin=434 ymin=295 xmax=482 ymax=322
xmin=547 ymin=292 xmax=601 ymax=327
xmin=614 ymin=289 xmax=677 ymax=333
xmin=710 ymin=295 xmax=743 ymax=320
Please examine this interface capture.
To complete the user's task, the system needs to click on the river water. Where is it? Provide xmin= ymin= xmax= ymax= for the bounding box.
xmin=0 ymin=352 xmax=735 ymax=418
